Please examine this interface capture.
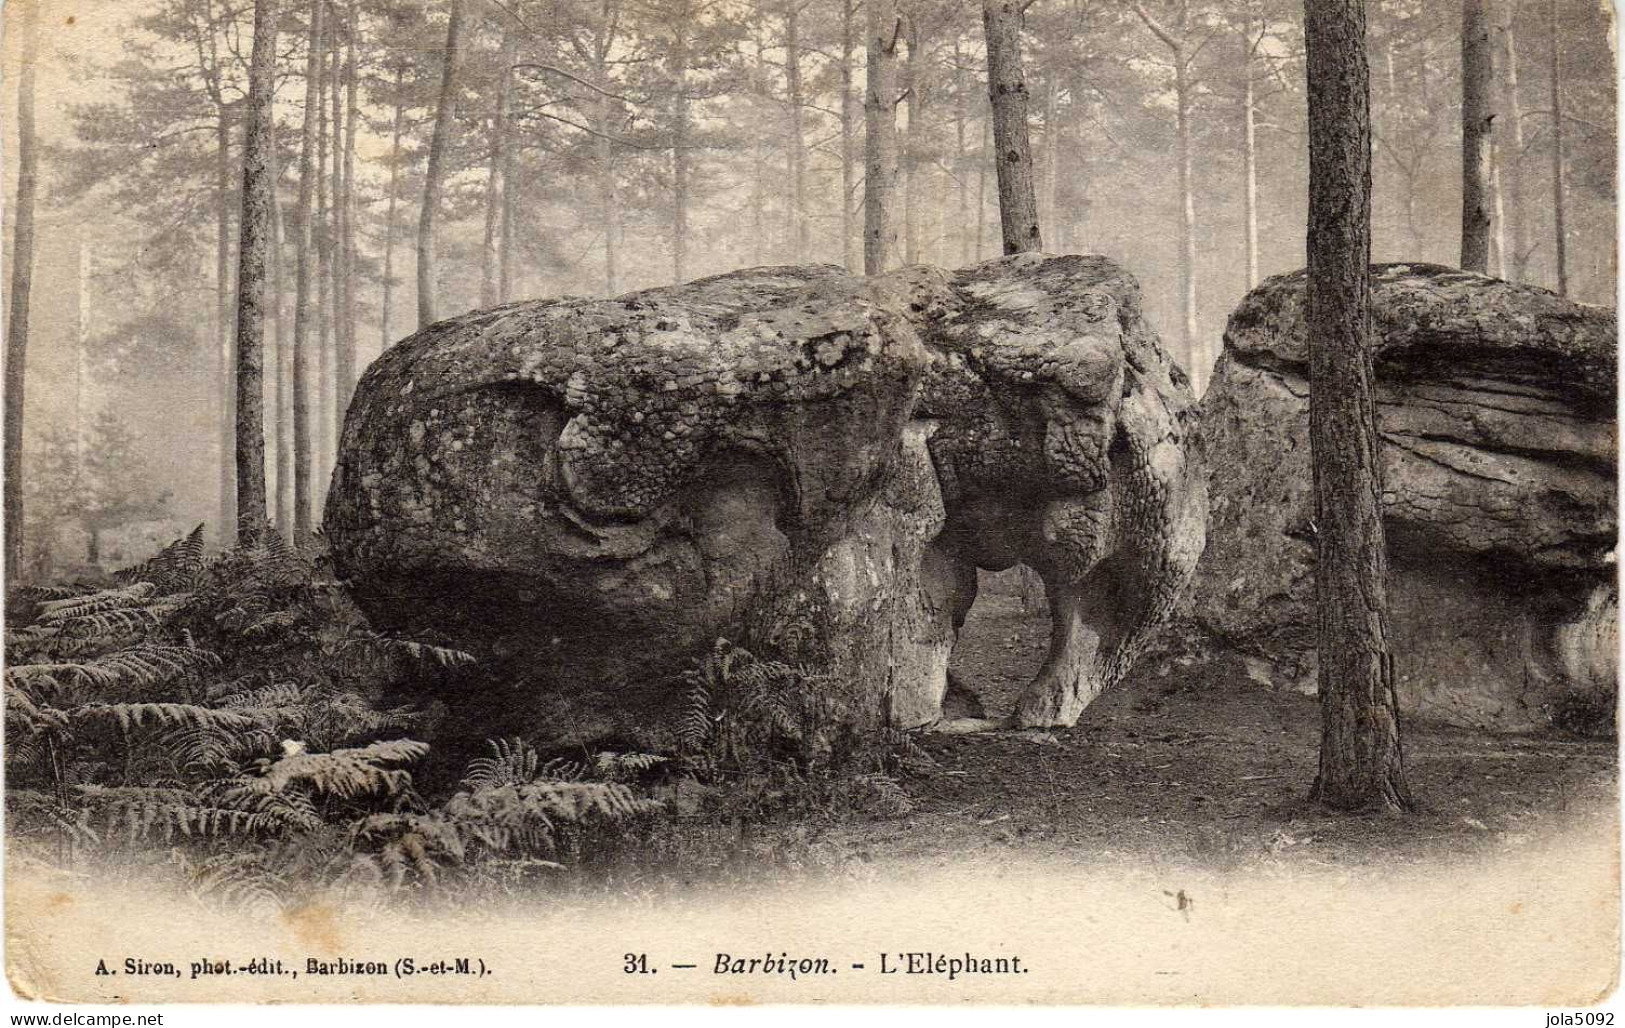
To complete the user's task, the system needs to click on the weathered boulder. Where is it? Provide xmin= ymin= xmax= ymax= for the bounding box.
xmin=325 ymin=254 xmax=1204 ymax=738
xmin=1183 ymin=263 xmax=1617 ymax=731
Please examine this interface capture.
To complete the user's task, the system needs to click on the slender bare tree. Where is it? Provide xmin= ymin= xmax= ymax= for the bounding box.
xmin=271 ymin=127 xmax=294 ymax=540
xmin=336 ymin=1 xmax=360 ymax=422
xmin=418 ymin=0 xmax=467 ymax=327
xmin=4 ymin=0 xmax=40 ymax=581
xmin=482 ymin=20 xmax=519 ymax=304
xmin=1493 ymin=1 xmax=1531 ymax=282
xmin=291 ymin=0 xmax=326 ymax=539
xmin=1460 ymin=0 xmax=1493 ymax=272
xmin=1132 ymin=0 xmax=1200 ymax=386
xmin=840 ymin=0 xmax=859 ymax=272
xmin=785 ymin=0 xmax=809 ymax=263
xmin=380 ymin=65 xmax=406 ymax=348
xmin=1241 ymin=3 xmax=1261 ymax=289
xmin=1546 ymin=0 xmax=1568 ymax=295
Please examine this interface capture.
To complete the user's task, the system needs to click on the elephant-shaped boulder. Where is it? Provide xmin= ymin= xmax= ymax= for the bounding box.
xmin=325 ymin=254 xmax=1205 ymax=740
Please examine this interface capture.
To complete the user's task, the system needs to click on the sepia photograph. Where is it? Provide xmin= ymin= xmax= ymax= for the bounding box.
xmin=0 ymin=0 xmax=1618 ymax=1011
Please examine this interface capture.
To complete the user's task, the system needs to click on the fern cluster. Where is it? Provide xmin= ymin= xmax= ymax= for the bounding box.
xmin=674 ymin=639 xmax=931 ymax=822
xmin=6 ymin=526 xmax=930 ymax=906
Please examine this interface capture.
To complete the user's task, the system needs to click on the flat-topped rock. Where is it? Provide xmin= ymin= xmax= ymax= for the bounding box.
xmin=1183 ymin=264 xmax=1617 ymax=732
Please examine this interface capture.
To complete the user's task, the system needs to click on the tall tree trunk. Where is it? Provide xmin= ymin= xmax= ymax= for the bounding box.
xmin=901 ymin=11 xmax=920 ymax=264
xmin=749 ymin=3 xmax=768 ymax=266
xmin=217 ymin=105 xmax=237 ymax=545
xmin=840 ymin=0 xmax=858 ymax=273
xmin=1133 ymin=1 xmax=1198 ymax=385
xmin=982 ymin=0 xmax=1043 ymax=254
xmin=381 ymin=69 xmax=405 ymax=348
xmin=291 ymin=0 xmax=325 ymax=540
xmin=1303 ymin=0 xmax=1413 ymax=813
xmin=864 ymin=0 xmax=899 ymax=275
xmin=500 ymin=134 xmax=516 ymax=301
xmin=1173 ymin=22 xmax=1197 ymax=385
xmin=1547 ymin=0 xmax=1568 ymax=296
xmin=1489 ymin=157 xmax=1507 ymax=277
xmin=975 ymin=113 xmax=990 ymax=260
xmin=315 ymin=29 xmax=334 ymax=501
xmin=1460 ymin=0 xmax=1493 ymax=272
xmin=595 ymin=2 xmax=622 ymax=294
xmin=598 ymin=97 xmax=621 ymax=294
xmin=272 ymin=127 xmax=294 ymax=540
xmin=785 ymin=0 xmax=807 ymax=263
xmin=1242 ymin=8 xmax=1260 ymax=289
xmin=1494 ymin=5 xmax=1530 ymax=283
xmin=1040 ymin=75 xmax=1058 ymax=237
xmin=955 ymin=36 xmax=971 ymax=265
xmin=337 ymin=1 xmax=359 ymax=421
xmin=482 ymin=23 xmax=518 ymax=305
xmin=233 ymin=0 xmax=279 ymax=543
xmin=4 ymin=0 xmax=39 ymax=581
xmin=419 ymin=0 xmax=466 ymax=326
xmin=672 ymin=6 xmax=693 ymax=282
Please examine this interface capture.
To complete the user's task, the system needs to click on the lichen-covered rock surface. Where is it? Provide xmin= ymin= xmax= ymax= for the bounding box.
xmin=325 ymin=254 xmax=1204 ymax=740
xmin=1182 ymin=263 xmax=1617 ymax=732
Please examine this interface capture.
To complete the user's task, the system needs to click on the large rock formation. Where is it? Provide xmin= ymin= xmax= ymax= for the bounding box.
xmin=1185 ymin=264 xmax=1616 ymax=731
xmin=325 ymin=254 xmax=1205 ymax=738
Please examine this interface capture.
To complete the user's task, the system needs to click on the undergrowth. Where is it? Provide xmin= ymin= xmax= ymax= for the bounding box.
xmin=5 ymin=528 xmax=928 ymax=910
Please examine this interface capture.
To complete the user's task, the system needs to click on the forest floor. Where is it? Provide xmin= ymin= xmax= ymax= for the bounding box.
xmin=782 ymin=589 xmax=1620 ymax=878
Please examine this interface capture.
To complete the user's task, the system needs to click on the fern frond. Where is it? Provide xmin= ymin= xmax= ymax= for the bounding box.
xmin=461 ymin=737 xmax=541 ymax=789
xmin=591 ymin=751 xmax=670 ymax=781
xmin=7 ymin=645 xmax=221 ymax=699
xmin=247 ymin=739 xmax=430 ymax=799
xmin=117 ymin=524 xmax=207 ymax=593
xmin=338 ymin=629 xmax=477 ymax=669
xmin=6 ymin=789 xmax=101 ymax=847
xmin=71 ymin=702 xmax=256 ymax=733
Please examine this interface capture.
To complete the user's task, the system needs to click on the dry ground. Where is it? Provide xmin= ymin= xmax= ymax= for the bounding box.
xmin=813 ymin=587 xmax=1620 ymax=874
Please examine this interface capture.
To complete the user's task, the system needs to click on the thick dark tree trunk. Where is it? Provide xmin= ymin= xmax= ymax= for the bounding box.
xmin=982 ymin=0 xmax=1043 ymax=254
xmin=1460 ymin=0 xmax=1493 ymax=272
xmin=232 ymin=0 xmax=280 ymax=543
xmin=1303 ymin=0 xmax=1414 ymax=813
xmin=482 ymin=24 xmax=518 ymax=305
xmin=291 ymin=0 xmax=325 ymax=540
xmin=418 ymin=0 xmax=465 ymax=327
xmin=4 ymin=0 xmax=39 ymax=582
xmin=864 ymin=0 xmax=899 ymax=275
xmin=1547 ymin=0 xmax=1568 ymax=296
